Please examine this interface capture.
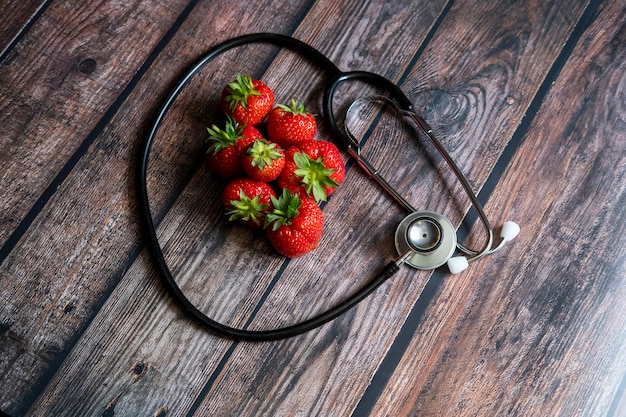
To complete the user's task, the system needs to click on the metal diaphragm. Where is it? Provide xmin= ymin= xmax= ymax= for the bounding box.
xmin=395 ymin=211 xmax=457 ymax=269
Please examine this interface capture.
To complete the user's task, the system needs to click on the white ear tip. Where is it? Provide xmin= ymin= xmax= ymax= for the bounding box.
xmin=447 ymin=256 xmax=469 ymax=274
xmin=500 ymin=221 xmax=520 ymax=241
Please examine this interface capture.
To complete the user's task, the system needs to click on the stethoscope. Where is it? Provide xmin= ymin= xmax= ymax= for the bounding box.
xmin=137 ymin=33 xmax=520 ymax=341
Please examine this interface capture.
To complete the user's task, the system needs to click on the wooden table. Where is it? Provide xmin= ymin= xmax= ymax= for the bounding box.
xmin=1 ymin=0 xmax=624 ymax=416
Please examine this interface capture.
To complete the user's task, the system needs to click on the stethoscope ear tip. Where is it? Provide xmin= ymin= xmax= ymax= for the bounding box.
xmin=447 ymin=256 xmax=469 ymax=274
xmin=500 ymin=221 xmax=521 ymax=242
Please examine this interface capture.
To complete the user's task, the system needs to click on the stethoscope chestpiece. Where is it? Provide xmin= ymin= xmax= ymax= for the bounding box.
xmin=395 ymin=211 xmax=457 ymax=270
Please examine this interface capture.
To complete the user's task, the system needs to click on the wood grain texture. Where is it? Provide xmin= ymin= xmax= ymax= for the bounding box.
xmin=370 ymin=0 xmax=626 ymax=416
xmin=0 ymin=1 xmax=310 ymax=415
xmin=0 ymin=0 xmax=47 ymax=58
xmin=399 ymin=0 xmax=594 ymax=209
xmin=0 ymin=0 xmax=624 ymax=416
xmin=19 ymin=0 xmax=449 ymax=414
xmin=0 ymin=0 xmax=189 ymax=247
xmin=190 ymin=1 xmax=602 ymax=416
xmin=21 ymin=0 xmax=598 ymax=417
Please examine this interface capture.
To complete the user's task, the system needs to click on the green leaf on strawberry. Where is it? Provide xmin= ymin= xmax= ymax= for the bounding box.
xmin=264 ymin=189 xmax=302 ymax=231
xmin=292 ymin=151 xmax=338 ymax=203
xmin=206 ymin=117 xmax=241 ymax=153
xmin=242 ymin=138 xmax=285 ymax=182
xmin=221 ymin=177 xmax=276 ymax=228
xmin=220 ymin=74 xmax=274 ymax=126
xmin=275 ymin=98 xmax=309 ymax=116
xmin=206 ymin=117 xmax=262 ymax=178
xmin=226 ymin=190 xmax=268 ymax=224
xmin=224 ymin=73 xmax=261 ymax=111
xmin=264 ymin=189 xmax=324 ymax=258
xmin=267 ymin=98 xmax=317 ymax=147
xmin=277 ymin=140 xmax=346 ymax=203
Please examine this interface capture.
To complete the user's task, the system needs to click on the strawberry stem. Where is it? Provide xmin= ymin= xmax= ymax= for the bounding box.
xmin=264 ymin=189 xmax=301 ymax=231
xmin=206 ymin=116 xmax=243 ymax=154
xmin=246 ymin=139 xmax=283 ymax=170
xmin=293 ymin=152 xmax=338 ymax=202
xmin=226 ymin=190 xmax=268 ymax=226
xmin=276 ymin=98 xmax=310 ymax=116
xmin=225 ymin=73 xmax=261 ymax=111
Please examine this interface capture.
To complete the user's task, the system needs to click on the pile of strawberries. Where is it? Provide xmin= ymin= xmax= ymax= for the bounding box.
xmin=205 ymin=73 xmax=345 ymax=258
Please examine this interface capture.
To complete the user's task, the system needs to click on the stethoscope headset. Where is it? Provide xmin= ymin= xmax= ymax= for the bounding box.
xmin=137 ymin=33 xmax=520 ymax=341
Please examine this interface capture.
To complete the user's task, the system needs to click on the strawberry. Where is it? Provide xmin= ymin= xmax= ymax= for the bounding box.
xmin=277 ymin=140 xmax=345 ymax=203
xmin=206 ymin=117 xmax=262 ymax=178
xmin=267 ymin=98 xmax=317 ymax=147
xmin=221 ymin=177 xmax=276 ymax=228
xmin=220 ymin=73 xmax=274 ymax=126
xmin=242 ymin=138 xmax=285 ymax=182
xmin=264 ymin=189 xmax=324 ymax=257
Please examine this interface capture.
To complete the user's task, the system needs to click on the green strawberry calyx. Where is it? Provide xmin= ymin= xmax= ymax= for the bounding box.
xmin=225 ymin=73 xmax=261 ymax=111
xmin=246 ymin=139 xmax=283 ymax=170
xmin=264 ymin=189 xmax=301 ymax=231
xmin=226 ymin=190 xmax=268 ymax=226
xmin=293 ymin=151 xmax=338 ymax=202
xmin=276 ymin=98 xmax=312 ymax=116
xmin=206 ymin=116 xmax=243 ymax=154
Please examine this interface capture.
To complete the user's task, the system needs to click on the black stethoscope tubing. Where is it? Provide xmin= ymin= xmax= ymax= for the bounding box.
xmin=137 ymin=33 xmax=422 ymax=341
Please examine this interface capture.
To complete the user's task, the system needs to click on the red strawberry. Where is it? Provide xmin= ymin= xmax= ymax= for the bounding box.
xmin=220 ymin=74 xmax=274 ymax=126
xmin=206 ymin=117 xmax=263 ymax=178
xmin=277 ymin=140 xmax=345 ymax=202
xmin=267 ymin=99 xmax=317 ymax=147
xmin=264 ymin=189 xmax=324 ymax=257
xmin=242 ymin=138 xmax=285 ymax=182
xmin=221 ymin=177 xmax=276 ymax=228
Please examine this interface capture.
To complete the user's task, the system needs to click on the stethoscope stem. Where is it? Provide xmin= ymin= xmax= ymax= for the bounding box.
xmin=345 ymin=146 xmax=417 ymax=213
xmin=343 ymin=94 xmax=495 ymax=262
xmin=405 ymin=111 xmax=494 ymax=262
xmin=394 ymin=248 xmax=416 ymax=265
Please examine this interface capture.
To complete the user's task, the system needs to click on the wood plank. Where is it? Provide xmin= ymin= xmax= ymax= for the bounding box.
xmin=0 ymin=0 xmax=48 ymax=59
xmin=20 ymin=1 xmax=596 ymax=417
xmin=369 ymin=0 xmax=626 ymax=415
xmin=0 ymin=1 xmax=311 ymax=415
xmin=613 ymin=384 xmax=626 ymax=417
xmin=0 ymin=0 xmax=189 ymax=248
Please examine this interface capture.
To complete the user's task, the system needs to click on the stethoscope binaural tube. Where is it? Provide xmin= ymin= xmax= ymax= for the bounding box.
xmin=137 ymin=33 xmax=518 ymax=341
xmin=324 ymin=77 xmax=511 ymax=272
xmin=336 ymin=93 xmax=504 ymax=271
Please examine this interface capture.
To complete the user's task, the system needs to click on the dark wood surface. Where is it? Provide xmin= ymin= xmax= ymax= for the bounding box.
xmin=1 ymin=0 xmax=624 ymax=416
